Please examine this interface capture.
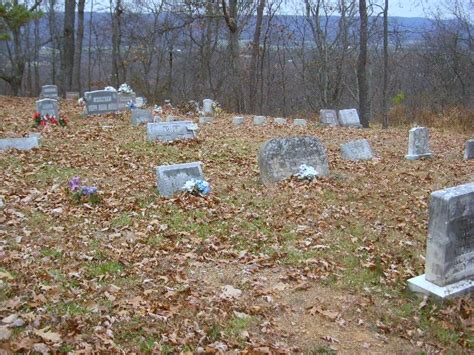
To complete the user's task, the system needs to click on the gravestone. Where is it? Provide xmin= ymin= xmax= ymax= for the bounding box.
xmin=156 ymin=162 xmax=204 ymax=197
xmin=253 ymin=116 xmax=267 ymax=125
xmin=293 ymin=119 xmax=307 ymax=127
xmin=166 ymin=116 xmax=182 ymax=122
xmin=405 ymin=127 xmax=432 ymax=160
xmin=40 ymin=85 xmax=59 ymax=99
xmin=258 ymin=136 xmax=329 ymax=185
xmin=233 ymin=116 xmax=244 ymax=125
xmin=0 ymin=136 xmax=39 ymax=151
xmin=147 ymin=121 xmax=198 ymax=142
xmin=408 ymin=182 xmax=474 ymax=299
xmin=27 ymin=132 xmax=42 ymax=143
xmin=274 ymin=117 xmax=287 ymax=125
xmin=65 ymin=91 xmax=80 ymax=101
xmin=135 ymin=97 xmax=146 ymax=108
xmin=203 ymin=99 xmax=214 ymax=116
xmin=131 ymin=109 xmax=153 ymax=126
xmin=199 ymin=116 xmax=213 ymax=124
xmin=117 ymin=93 xmax=136 ymax=110
xmin=338 ymin=109 xmax=362 ymax=128
xmin=36 ymin=99 xmax=59 ymax=117
xmin=464 ymin=139 xmax=474 ymax=160
xmin=320 ymin=109 xmax=338 ymax=126
xmin=84 ymin=90 xmax=118 ymax=115
xmin=341 ymin=139 xmax=373 ymax=160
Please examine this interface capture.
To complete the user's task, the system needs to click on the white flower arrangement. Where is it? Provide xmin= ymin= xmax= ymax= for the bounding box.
xmin=118 ymin=83 xmax=135 ymax=95
xmin=104 ymin=86 xmax=117 ymax=92
xmin=295 ymin=164 xmax=318 ymax=181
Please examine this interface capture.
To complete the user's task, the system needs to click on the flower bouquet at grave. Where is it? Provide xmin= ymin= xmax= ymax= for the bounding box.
xmin=68 ymin=176 xmax=100 ymax=205
xmin=294 ymin=164 xmax=318 ymax=181
xmin=118 ymin=83 xmax=135 ymax=95
xmin=182 ymin=179 xmax=211 ymax=197
xmin=211 ymin=101 xmax=223 ymax=115
xmin=33 ymin=112 xmax=67 ymax=128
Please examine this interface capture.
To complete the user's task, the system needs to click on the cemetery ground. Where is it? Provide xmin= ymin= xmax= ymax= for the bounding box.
xmin=0 ymin=96 xmax=473 ymax=353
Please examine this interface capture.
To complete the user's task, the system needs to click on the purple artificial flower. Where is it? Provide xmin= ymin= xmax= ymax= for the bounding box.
xmin=69 ymin=176 xmax=81 ymax=191
xmin=81 ymin=186 xmax=97 ymax=196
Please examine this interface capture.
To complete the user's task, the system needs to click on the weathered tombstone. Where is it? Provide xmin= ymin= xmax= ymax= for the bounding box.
xmin=320 ymin=109 xmax=339 ymax=126
xmin=36 ymin=99 xmax=59 ymax=117
xmin=147 ymin=121 xmax=198 ymax=142
xmin=166 ymin=115 xmax=182 ymax=122
xmin=407 ymin=182 xmax=474 ymax=299
xmin=253 ymin=116 xmax=267 ymax=125
xmin=258 ymin=136 xmax=329 ymax=185
xmin=341 ymin=139 xmax=373 ymax=161
xmin=203 ymin=99 xmax=214 ymax=116
xmin=131 ymin=109 xmax=153 ymax=126
xmin=65 ymin=91 xmax=80 ymax=101
xmin=233 ymin=116 xmax=244 ymax=125
xmin=405 ymin=127 xmax=432 ymax=160
xmin=293 ymin=119 xmax=307 ymax=127
xmin=274 ymin=117 xmax=287 ymax=125
xmin=338 ymin=109 xmax=362 ymax=128
xmin=199 ymin=116 xmax=213 ymax=124
xmin=0 ymin=136 xmax=39 ymax=151
xmin=40 ymin=85 xmax=59 ymax=99
xmin=464 ymin=139 xmax=474 ymax=160
xmin=84 ymin=90 xmax=118 ymax=115
xmin=117 ymin=93 xmax=136 ymax=110
xmin=156 ymin=162 xmax=204 ymax=197
xmin=135 ymin=97 xmax=146 ymax=108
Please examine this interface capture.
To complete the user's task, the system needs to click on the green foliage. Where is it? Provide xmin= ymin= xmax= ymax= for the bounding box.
xmin=0 ymin=2 xmax=42 ymax=41
xmin=391 ymin=91 xmax=406 ymax=106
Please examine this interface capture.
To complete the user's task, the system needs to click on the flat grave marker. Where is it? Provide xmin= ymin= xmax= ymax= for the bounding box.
xmin=147 ymin=121 xmax=198 ymax=142
xmin=156 ymin=162 xmax=204 ymax=197
xmin=0 ymin=136 xmax=39 ymax=151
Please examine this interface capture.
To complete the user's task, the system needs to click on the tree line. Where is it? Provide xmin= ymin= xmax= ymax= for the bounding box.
xmin=0 ymin=0 xmax=472 ymax=128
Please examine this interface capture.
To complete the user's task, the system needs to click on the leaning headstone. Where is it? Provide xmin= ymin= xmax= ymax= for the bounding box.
xmin=156 ymin=162 xmax=204 ymax=197
xmin=405 ymin=127 xmax=432 ymax=160
xmin=40 ymin=85 xmax=59 ymax=99
xmin=147 ymin=121 xmax=198 ymax=142
xmin=407 ymin=182 xmax=474 ymax=299
xmin=341 ymin=139 xmax=373 ymax=161
xmin=338 ymin=109 xmax=362 ymax=128
xmin=258 ymin=136 xmax=329 ymax=185
xmin=117 ymin=93 xmax=136 ymax=110
xmin=36 ymin=99 xmax=59 ymax=117
xmin=0 ymin=136 xmax=39 ymax=151
xmin=464 ymin=139 xmax=474 ymax=160
xmin=84 ymin=90 xmax=118 ymax=115
xmin=65 ymin=91 xmax=80 ymax=101
xmin=199 ymin=116 xmax=213 ymax=124
xmin=320 ymin=109 xmax=339 ymax=126
xmin=131 ymin=109 xmax=153 ymax=126
xmin=203 ymin=99 xmax=214 ymax=116
xmin=233 ymin=116 xmax=244 ymax=125
xmin=274 ymin=117 xmax=287 ymax=125
xmin=253 ymin=116 xmax=267 ymax=125
xmin=293 ymin=119 xmax=307 ymax=127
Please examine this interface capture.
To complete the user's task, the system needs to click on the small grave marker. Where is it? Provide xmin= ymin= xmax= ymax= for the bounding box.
xmin=131 ymin=109 xmax=153 ymax=126
xmin=36 ymin=98 xmax=59 ymax=117
xmin=338 ymin=109 xmax=362 ymax=127
xmin=203 ymin=99 xmax=214 ymax=116
xmin=253 ymin=116 xmax=267 ymax=125
xmin=117 ymin=93 xmax=136 ymax=110
xmin=147 ymin=121 xmax=198 ymax=142
xmin=274 ymin=117 xmax=287 ymax=125
xmin=65 ymin=91 xmax=80 ymax=101
xmin=320 ymin=109 xmax=338 ymax=126
xmin=0 ymin=136 xmax=39 ymax=151
xmin=84 ymin=90 xmax=118 ymax=115
xmin=405 ymin=127 xmax=432 ymax=160
xmin=258 ymin=136 xmax=329 ymax=185
xmin=233 ymin=116 xmax=244 ymax=125
xmin=464 ymin=139 xmax=474 ymax=160
xmin=341 ymin=139 xmax=373 ymax=160
xmin=293 ymin=119 xmax=307 ymax=127
xmin=199 ymin=116 xmax=213 ymax=124
xmin=408 ymin=182 xmax=474 ymax=298
xmin=156 ymin=162 xmax=204 ymax=197
xmin=40 ymin=85 xmax=59 ymax=99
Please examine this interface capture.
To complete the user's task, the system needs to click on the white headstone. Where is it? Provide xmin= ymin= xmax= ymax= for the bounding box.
xmin=341 ymin=139 xmax=373 ymax=160
xmin=464 ymin=139 xmax=474 ymax=160
xmin=156 ymin=162 xmax=204 ymax=197
xmin=408 ymin=182 xmax=474 ymax=299
xmin=233 ymin=116 xmax=245 ymax=125
xmin=147 ymin=121 xmax=198 ymax=142
xmin=258 ymin=136 xmax=329 ymax=185
xmin=36 ymin=98 xmax=59 ymax=117
xmin=135 ymin=97 xmax=146 ymax=108
xmin=338 ymin=109 xmax=362 ymax=128
xmin=320 ymin=109 xmax=339 ymax=126
xmin=253 ymin=116 xmax=267 ymax=125
xmin=203 ymin=99 xmax=214 ymax=116
xmin=405 ymin=127 xmax=432 ymax=160
xmin=0 ymin=136 xmax=39 ymax=151
xmin=293 ymin=119 xmax=307 ymax=127
xmin=273 ymin=117 xmax=287 ymax=125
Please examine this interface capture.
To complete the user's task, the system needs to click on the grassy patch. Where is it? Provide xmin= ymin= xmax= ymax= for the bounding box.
xmin=111 ymin=213 xmax=133 ymax=228
xmin=46 ymin=300 xmax=91 ymax=317
xmin=40 ymin=248 xmax=62 ymax=259
xmin=30 ymin=164 xmax=81 ymax=184
xmin=87 ymin=261 xmax=124 ymax=278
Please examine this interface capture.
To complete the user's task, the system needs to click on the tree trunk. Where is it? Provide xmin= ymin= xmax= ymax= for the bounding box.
xmin=111 ymin=0 xmax=122 ymax=88
xmin=249 ymin=0 xmax=265 ymax=113
xmin=357 ymin=0 xmax=370 ymax=128
xmin=73 ymin=0 xmax=86 ymax=92
xmin=382 ymin=0 xmax=389 ymax=129
xmin=87 ymin=0 xmax=94 ymax=89
xmin=62 ymin=0 xmax=76 ymax=94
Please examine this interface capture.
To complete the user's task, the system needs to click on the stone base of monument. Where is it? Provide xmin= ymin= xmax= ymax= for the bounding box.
xmin=408 ymin=274 xmax=474 ymax=299
xmin=405 ymin=153 xmax=432 ymax=160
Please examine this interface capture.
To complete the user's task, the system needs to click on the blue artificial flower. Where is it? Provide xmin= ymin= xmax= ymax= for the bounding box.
xmin=196 ymin=180 xmax=211 ymax=195
xmin=81 ymin=186 xmax=98 ymax=196
xmin=69 ymin=176 xmax=81 ymax=191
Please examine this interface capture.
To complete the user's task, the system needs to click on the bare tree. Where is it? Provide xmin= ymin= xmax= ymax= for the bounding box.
xmin=73 ymin=0 xmax=85 ymax=92
xmin=357 ymin=0 xmax=370 ymax=127
xmin=61 ymin=0 xmax=75 ymax=93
